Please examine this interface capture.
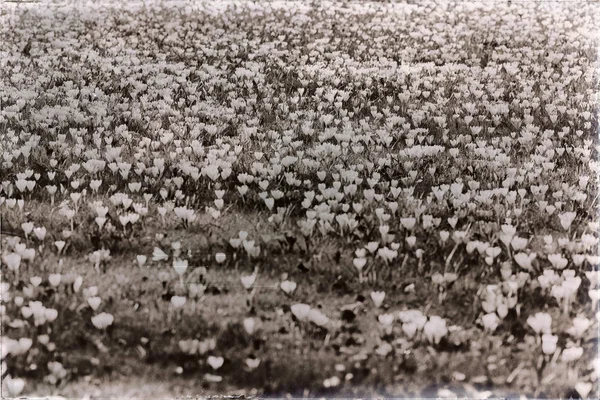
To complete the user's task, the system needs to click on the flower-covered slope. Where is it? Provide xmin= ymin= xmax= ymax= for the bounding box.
xmin=0 ymin=0 xmax=599 ymax=397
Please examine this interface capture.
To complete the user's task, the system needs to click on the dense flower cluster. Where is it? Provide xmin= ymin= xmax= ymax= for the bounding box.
xmin=0 ymin=0 xmax=598 ymax=397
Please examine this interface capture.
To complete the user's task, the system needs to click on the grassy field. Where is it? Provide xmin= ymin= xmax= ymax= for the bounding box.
xmin=1 ymin=0 xmax=599 ymax=398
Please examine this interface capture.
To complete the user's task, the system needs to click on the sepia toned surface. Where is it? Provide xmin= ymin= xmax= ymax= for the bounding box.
xmin=1 ymin=0 xmax=598 ymax=398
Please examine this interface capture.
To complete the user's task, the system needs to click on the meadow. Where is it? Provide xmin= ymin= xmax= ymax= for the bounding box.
xmin=0 ymin=0 xmax=599 ymax=397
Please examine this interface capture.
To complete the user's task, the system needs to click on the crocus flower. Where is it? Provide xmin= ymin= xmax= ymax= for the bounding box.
xmin=527 ymin=312 xmax=552 ymax=335
xmin=91 ymin=312 xmax=114 ymax=330
xmin=423 ymin=316 xmax=448 ymax=344
xmin=370 ymin=291 xmax=385 ymax=308
xmin=207 ymin=356 xmax=224 ymax=370
xmin=561 ymin=346 xmax=584 ymax=363
xmin=541 ymin=333 xmax=558 ymax=355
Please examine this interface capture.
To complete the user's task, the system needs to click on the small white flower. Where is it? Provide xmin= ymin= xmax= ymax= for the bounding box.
xmin=91 ymin=312 xmax=114 ymax=330
xmin=423 ymin=316 xmax=448 ymax=344
xmin=370 ymin=291 xmax=385 ymax=308
xmin=207 ymin=356 xmax=224 ymax=370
